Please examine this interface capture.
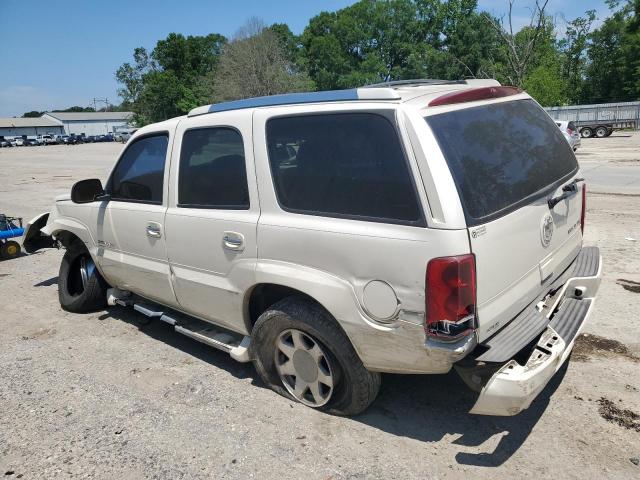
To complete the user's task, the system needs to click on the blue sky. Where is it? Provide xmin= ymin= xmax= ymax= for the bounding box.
xmin=0 ymin=0 xmax=612 ymax=117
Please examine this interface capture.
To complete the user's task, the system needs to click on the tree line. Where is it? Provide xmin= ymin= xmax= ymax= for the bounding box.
xmin=114 ymin=0 xmax=640 ymax=125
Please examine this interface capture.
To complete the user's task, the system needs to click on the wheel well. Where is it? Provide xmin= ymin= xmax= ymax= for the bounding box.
xmin=246 ymin=283 xmax=320 ymax=332
xmin=55 ymin=230 xmax=84 ymax=249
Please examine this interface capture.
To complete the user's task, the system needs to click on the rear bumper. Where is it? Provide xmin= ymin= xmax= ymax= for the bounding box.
xmin=468 ymin=246 xmax=601 ymax=416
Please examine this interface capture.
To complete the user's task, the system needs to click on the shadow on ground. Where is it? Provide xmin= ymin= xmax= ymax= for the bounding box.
xmin=98 ymin=305 xmax=253 ymax=381
xmin=34 ymin=276 xmax=58 ymax=287
xmin=98 ymin=304 xmax=565 ymax=467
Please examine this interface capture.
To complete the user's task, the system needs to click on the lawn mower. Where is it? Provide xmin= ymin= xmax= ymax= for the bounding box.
xmin=0 ymin=214 xmax=24 ymax=259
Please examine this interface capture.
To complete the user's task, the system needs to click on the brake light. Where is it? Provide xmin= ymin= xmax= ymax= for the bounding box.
xmin=428 ymin=86 xmax=522 ymax=107
xmin=567 ymin=128 xmax=573 ymax=135
xmin=581 ymin=184 xmax=586 ymax=233
xmin=426 ymin=254 xmax=476 ymax=339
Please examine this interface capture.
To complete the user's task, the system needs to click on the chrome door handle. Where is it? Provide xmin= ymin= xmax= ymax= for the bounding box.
xmin=223 ymin=231 xmax=244 ymax=251
xmin=146 ymin=222 xmax=162 ymax=238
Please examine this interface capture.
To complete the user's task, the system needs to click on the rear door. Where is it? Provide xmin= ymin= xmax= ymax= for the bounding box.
xmin=164 ymin=110 xmax=258 ymax=332
xmin=426 ymin=99 xmax=583 ymax=341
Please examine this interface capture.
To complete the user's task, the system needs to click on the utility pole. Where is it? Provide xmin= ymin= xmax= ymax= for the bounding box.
xmin=92 ymin=97 xmax=109 ymax=112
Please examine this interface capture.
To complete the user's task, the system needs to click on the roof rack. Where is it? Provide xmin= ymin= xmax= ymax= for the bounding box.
xmin=188 ymin=88 xmax=401 ymax=117
xmin=363 ymin=79 xmax=466 ymax=88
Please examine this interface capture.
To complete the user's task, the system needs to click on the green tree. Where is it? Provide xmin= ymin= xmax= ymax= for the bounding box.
xmin=209 ymin=19 xmax=313 ymax=101
xmin=558 ymin=10 xmax=596 ymax=103
xmin=582 ymin=0 xmax=639 ymax=102
xmin=300 ymin=0 xmax=496 ymax=90
xmin=116 ymin=33 xmax=227 ymax=124
xmin=22 ymin=110 xmax=43 ymax=118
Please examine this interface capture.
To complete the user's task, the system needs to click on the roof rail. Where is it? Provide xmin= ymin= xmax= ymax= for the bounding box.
xmin=363 ymin=79 xmax=466 ymax=88
xmin=188 ymin=88 xmax=401 ymax=117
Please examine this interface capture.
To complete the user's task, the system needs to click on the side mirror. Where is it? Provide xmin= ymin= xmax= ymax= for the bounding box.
xmin=71 ymin=179 xmax=107 ymax=204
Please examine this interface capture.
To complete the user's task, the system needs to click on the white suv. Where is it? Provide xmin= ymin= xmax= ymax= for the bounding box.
xmin=24 ymin=79 xmax=601 ymax=416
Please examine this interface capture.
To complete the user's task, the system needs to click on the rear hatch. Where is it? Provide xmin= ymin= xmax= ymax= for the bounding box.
xmin=426 ymin=98 xmax=583 ymax=341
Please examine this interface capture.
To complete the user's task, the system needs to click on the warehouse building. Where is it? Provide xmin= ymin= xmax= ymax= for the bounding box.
xmin=42 ymin=111 xmax=133 ymax=136
xmin=0 ymin=117 xmax=64 ymax=138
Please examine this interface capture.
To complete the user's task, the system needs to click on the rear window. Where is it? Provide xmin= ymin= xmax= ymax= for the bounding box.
xmin=266 ymin=112 xmax=423 ymax=225
xmin=426 ymin=99 xmax=577 ymax=225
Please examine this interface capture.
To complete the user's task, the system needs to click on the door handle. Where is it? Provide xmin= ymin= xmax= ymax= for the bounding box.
xmin=146 ymin=222 xmax=162 ymax=238
xmin=223 ymin=231 xmax=244 ymax=251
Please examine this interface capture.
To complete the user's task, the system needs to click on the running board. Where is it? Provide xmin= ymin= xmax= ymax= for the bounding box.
xmin=107 ymin=289 xmax=251 ymax=362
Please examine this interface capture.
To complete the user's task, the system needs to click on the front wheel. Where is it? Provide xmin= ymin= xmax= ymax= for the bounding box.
xmin=58 ymin=242 xmax=108 ymax=312
xmin=251 ymin=297 xmax=381 ymax=416
xmin=581 ymin=127 xmax=593 ymax=138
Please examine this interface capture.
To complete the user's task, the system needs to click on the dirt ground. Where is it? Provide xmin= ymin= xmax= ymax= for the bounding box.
xmin=0 ymin=134 xmax=639 ymax=479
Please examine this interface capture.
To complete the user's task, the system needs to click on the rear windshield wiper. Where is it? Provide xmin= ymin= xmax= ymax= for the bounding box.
xmin=548 ymin=178 xmax=584 ymax=209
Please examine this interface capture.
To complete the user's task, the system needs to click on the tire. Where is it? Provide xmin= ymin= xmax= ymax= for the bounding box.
xmin=0 ymin=240 xmax=20 ymax=259
xmin=251 ymin=296 xmax=381 ymax=416
xmin=595 ymin=126 xmax=608 ymax=138
xmin=58 ymin=241 xmax=108 ymax=312
xmin=580 ymin=127 xmax=593 ymax=138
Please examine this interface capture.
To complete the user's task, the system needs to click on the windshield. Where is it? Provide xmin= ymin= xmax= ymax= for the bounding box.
xmin=426 ymin=99 xmax=578 ymax=226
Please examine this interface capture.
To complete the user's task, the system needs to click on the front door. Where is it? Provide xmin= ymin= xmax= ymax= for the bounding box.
xmin=94 ymin=132 xmax=177 ymax=306
xmin=164 ymin=111 xmax=259 ymax=332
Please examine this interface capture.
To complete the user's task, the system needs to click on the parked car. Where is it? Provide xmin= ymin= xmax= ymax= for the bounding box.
xmin=24 ymin=80 xmax=601 ymax=417
xmin=84 ymin=136 xmax=96 ymax=143
xmin=556 ymin=120 xmax=581 ymax=151
xmin=36 ymin=134 xmax=57 ymax=145
xmin=0 ymin=138 xmax=12 ymax=148
xmin=24 ymin=138 xmax=39 ymax=146
xmin=12 ymin=137 xmax=25 ymax=146
xmin=118 ymin=129 xmax=138 ymax=143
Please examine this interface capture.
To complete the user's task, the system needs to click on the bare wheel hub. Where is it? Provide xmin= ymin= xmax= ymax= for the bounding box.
xmin=274 ymin=329 xmax=334 ymax=407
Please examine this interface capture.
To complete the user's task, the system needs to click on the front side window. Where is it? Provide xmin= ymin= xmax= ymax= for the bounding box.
xmin=110 ymin=134 xmax=168 ymax=204
xmin=266 ymin=113 xmax=422 ymax=225
xmin=178 ymin=127 xmax=248 ymax=209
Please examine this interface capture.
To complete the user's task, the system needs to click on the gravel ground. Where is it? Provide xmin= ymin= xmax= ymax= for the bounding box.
xmin=0 ymin=135 xmax=639 ymax=479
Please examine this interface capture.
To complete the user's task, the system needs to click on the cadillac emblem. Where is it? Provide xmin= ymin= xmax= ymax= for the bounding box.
xmin=541 ymin=213 xmax=554 ymax=247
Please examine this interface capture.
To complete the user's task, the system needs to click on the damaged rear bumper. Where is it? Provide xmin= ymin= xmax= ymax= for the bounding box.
xmin=466 ymin=246 xmax=601 ymax=416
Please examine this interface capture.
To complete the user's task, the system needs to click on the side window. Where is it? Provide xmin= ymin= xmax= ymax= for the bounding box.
xmin=110 ymin=134 xmax=168 ymax=204
xmin=266 ymin=113 xmax=422 ymax=224
xmin=178 ymin=127 xmax=249 ymax=209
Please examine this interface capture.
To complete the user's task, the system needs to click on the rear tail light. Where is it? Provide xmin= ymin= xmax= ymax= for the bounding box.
xmin=428 ymin=86 xmax=522 ymax=107
xmin=426 ymin=254 xmax=476 ymax=340
xmin=581 ymin=183 xmax=587 ymax=233
xmin=567 ymin=128 xmax=573 ymax=135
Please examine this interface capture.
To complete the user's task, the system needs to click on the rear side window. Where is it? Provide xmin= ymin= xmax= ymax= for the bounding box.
xmin=110 ymin=134 xmax=168 ymax=204
xmin=266 ymin=113 xmax=423 ymax=225
xmin=178 ymin=127 xmax=248 ymax=209
xmin=426 ymin=99 xmax=578 ymax=225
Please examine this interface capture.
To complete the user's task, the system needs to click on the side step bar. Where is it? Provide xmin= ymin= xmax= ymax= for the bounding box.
xmin=107 ymin=288 xmax=251 ymax=362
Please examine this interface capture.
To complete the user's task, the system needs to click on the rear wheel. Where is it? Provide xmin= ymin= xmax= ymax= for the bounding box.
xmin=0 ymin=240 xmax=21 ymax=259
xmin=251 ymin=296 xmax=381 ymax=416
xmin=58 ymin=241 xmax=108 ymax=312
xmin=595 ymin=126 xmax=608 ymax=138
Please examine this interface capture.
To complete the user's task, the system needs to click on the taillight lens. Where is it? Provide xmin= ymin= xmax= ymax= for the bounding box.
xmin=567 ymin=128 xmax=573 ymax=135
xmin=581 ymin=184 xmax=586 ymax=233
xmin=426 ymin=254 xmax=476 ymax=339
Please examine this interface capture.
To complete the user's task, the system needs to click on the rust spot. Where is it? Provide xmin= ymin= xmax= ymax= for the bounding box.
xmin=572 ymin=333 xmax=638 ymax=363
xmin=617 ymin=278 xmax=640 ymax=294
xmin=597 ymin=397 xmax=640 ymax=432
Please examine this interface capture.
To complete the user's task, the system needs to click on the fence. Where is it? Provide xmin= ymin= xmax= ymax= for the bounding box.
xmin=545 ymin=101 xmax=640 ymax=129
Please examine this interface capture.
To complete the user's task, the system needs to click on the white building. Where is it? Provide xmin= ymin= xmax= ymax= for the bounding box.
xmin=0 ymin=117 xmax=64 ymax=138
xmin=42 ymin=111 xmax=133 ymax=136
